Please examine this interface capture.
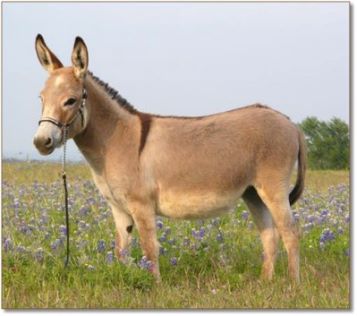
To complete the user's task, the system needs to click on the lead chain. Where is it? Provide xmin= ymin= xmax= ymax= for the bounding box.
xmin=62 ymin=126 xmax=70 ymax=267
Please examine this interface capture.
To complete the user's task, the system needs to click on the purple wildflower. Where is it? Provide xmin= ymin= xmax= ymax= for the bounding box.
xmin=216 ymin=231 xmax=224 ymax=243
xmin=170 ymin=257 xmax=178 ymax=266
xmin=159 ymin=246 xmax=167 ymax=255
xmin=156 ymin=220 xmax=164 ymax=229
xmin=159 ymin=233 xmax=167 ymax=242
xmin=241 ymin=210 xmax=249 ymax=220
xmin=97 ymin=239 xmax=106 ymax=252
xmin=4 ymin=238 xmax=13 ymax=252
xmin=168 ymin=238 xmax=176 ymax=245
xmin=138 ymin=256 xmax=153 ymax=271
xmin=192 ymin=229 xmax=203 ymax=240
xmin=19 ymin=223 xmax=32 ymax=235
xmin=51 ymin=239 xmax=62 ymax=251
xmin=106 ymin=251 xmax=114 ymax=264
xmin=320 ymin=228 xmax=335 ymax=244
xmin=199 ymin=227 xmax=205 ymax=238
xmin=79 ymin=206 xmax=91 ymax=216
xmin=119 ymin=248 xmax=129 ymax=257
xmin=59 ymin=225 xmax=67 ymax=235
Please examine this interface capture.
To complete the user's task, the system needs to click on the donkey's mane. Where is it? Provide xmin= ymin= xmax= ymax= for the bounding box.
xmin=88 ymin=71 xmax=138 ymax=114
xmin=87 ymin=71 xmax=290 ymax=122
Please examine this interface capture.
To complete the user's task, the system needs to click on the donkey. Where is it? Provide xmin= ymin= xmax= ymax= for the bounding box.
xmin=33 ymin=35 xmax=306 ymax=282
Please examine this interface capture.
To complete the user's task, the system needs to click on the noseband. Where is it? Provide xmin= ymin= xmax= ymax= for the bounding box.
xmin=38 ymin=89 xmax=87 ymax=131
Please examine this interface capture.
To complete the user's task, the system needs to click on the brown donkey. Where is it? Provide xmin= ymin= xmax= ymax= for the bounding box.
xmin=33 ymin=35 xmax=306 ymax=282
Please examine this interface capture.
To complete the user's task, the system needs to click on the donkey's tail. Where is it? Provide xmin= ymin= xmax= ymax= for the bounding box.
xmin=289 ymin=128 xmax=307 ymax=206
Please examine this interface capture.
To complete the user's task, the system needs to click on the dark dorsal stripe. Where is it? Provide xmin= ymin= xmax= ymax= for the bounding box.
xmin=138 ymin=113 xmax=152 ymax=155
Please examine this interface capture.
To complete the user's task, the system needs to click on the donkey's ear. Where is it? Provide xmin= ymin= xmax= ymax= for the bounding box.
xmin=71 ymin=36 xmax=88 ymax=79
xmin=35 ymin=34 xmax=63 ymax=72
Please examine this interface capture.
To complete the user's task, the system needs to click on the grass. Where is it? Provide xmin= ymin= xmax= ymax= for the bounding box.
xmin=2 ymin=161 xmax=350 ymax=309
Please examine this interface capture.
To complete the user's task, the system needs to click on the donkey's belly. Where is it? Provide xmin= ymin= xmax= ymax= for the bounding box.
xmin=157 ymin=190 xmax=243 ymax=219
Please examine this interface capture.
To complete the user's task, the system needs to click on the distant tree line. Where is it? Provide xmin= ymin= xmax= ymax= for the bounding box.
xmin=298 ymin=117 xmax=349 ymax=170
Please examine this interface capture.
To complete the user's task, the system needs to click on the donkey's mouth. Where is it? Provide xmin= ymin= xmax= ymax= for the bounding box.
xmin=36 ymin=146 xmax=55 ymax=156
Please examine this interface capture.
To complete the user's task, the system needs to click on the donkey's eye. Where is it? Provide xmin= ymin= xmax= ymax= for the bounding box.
xmin=64 ymin=98 xmax=77 ymax=106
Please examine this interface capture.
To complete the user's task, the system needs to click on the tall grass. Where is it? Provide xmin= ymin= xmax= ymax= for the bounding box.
xmin=2 ymin=162 xmax=350 ymax=308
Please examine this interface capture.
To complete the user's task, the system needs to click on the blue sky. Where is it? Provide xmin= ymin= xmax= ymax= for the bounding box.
xmin=2 ymin=2 xmax=349 ymax=161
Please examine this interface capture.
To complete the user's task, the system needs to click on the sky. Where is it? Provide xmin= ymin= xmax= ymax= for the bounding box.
xmin=2 ymin=2 xmax=349 ymax=161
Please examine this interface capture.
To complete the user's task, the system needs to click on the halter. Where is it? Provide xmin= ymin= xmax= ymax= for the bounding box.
xmin=38 ymin=88 xmax=87 ymax=132
xmin=37 ymin=88 xmax=87 ymax=267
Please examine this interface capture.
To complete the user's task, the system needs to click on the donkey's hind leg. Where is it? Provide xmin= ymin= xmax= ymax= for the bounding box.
xmin=256 ymin=180 xmax=300 ymax=282
xmin=242 ymin=187 xmax=280 ymax=280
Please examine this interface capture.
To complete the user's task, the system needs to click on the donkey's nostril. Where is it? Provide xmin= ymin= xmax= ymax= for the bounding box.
xmin=45 ymin=137 xmax=53 ymax=148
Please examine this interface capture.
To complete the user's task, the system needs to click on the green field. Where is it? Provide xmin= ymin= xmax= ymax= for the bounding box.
xmin=2 ymin=162 xmax=350 ymax=308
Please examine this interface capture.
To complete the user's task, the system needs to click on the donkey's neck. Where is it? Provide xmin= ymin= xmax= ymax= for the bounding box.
xmin=74 ymin=73 xmax=139 ymax=173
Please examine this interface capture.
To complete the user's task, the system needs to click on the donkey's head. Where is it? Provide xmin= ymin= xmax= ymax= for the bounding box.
xmin=33 ymin=35 xmax=89 ymax=155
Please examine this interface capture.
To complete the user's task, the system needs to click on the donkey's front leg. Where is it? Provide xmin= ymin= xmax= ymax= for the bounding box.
xmin=130 ymin=201 xmax=161 ymax=282
xmin=111 ymin=205 xmax=134 ymax=262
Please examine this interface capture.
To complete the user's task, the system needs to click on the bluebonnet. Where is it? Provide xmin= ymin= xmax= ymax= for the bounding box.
xmin=216 ymin=231 xmax=224 ymax=243
xmin=159 ymin=233 xmax=167 ymax=243
xmin=319 ymin=228 xmax=335 ymax=248
xmin=59 ymin=225 xmax=67 ymax=235
xmin=199 ymin=227 xmax=205 ymax=238
xmin=119 ymin=248 xmax=129 ymax=257
xmin=97 ymin=239 xmax=106 ymax=252
xmin=156 ymin=220 xmax=164 ymax=229
xmin=79 ymin=206 xmax=91 ymax=216
xmin=4 ymin=238 xmax=13 ymax=252
xmin=159 ymin=246 xmax=167 ymax=255
xmin=138 ymin=256 xmax=153 ymax=271
xmin=168 ymin=238 xmax=176 ymax=245
xmin=241 ymin=210 xmax=249 ymax=220
xmin=106 ymin=251 xmax=114 ymax=264
xmin=50 ymin=239 xmax=62 ymax=251
xmin=170 ymin=257 xmax=178 ymax=266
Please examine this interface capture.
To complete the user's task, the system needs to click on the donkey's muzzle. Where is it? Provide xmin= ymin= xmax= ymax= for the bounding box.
xmin=33 ymin=135 xmax=55 ymax=155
